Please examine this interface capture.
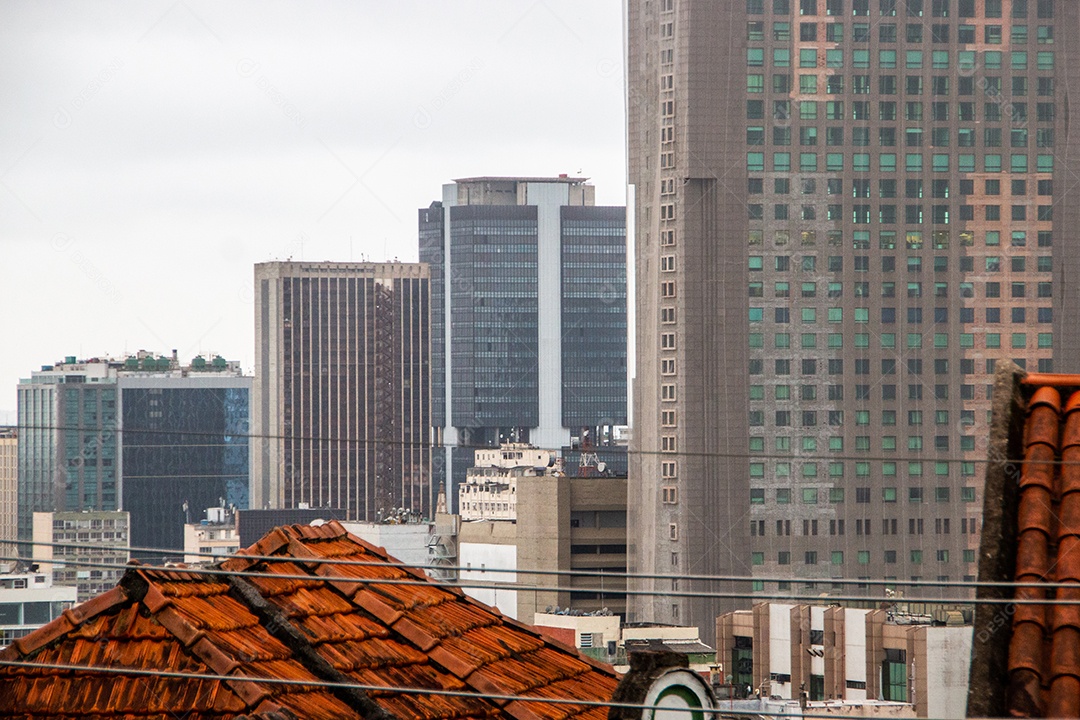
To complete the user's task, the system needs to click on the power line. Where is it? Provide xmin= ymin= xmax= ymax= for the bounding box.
xmin=0 ymin=659 xmax=968 ymax=720
xmin=7 ymin=552 xmax=1060 ymax=605
xmin=8 ymin=421 xmax=1022 ymax=465
xmin=8 ymin=538 xmax=1051 ymax=594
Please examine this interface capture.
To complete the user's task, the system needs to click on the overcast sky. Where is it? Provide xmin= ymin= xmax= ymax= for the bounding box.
xmin=0 ymin=0 xmax=627 ymax=422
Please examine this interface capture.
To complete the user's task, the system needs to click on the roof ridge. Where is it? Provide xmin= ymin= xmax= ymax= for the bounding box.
xmin=120 ymin=568 xmax=285 ymax=710
xmin=225 ymin=572 xmax=397 ymax=720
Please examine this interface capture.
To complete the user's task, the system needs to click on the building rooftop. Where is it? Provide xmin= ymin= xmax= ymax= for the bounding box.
xmin=969 ymin=366 xmax=1080 ymax=718
xmin=452 ymin=176 xmax=589 ymax=185
xmin=0 ymin=520 xmax=619 ymax=719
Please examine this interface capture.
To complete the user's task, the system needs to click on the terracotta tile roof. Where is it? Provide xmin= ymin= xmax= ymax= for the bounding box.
xmin=0 ymin=521 xmax=619 ymax=719
xmin=967 ymin=369 xmax=1080 ymax=718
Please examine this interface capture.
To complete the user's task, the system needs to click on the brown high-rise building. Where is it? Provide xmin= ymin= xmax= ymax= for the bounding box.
xmin=628 ymin=0 xmax=1078 ymax=640
xmin=253 ymin=262 xmax=432 ymax=521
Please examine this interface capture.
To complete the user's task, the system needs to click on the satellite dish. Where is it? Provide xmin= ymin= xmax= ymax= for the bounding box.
xmin=597 ymin=462 xmax=607 ymax=474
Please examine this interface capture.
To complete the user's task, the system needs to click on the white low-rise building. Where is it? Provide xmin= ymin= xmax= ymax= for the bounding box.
xmin=458 ymin=444 xmax=559 ymax=521
xmin=340 ymin=520 xmax=431 ymax=571
xmin=0 ymin=566 xmax=77 ymax=649
xmin=183 ymin=507 xmax=240 ymax=564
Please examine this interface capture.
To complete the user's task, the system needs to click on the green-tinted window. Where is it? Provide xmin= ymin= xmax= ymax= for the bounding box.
xmin=800 ymin=48 xmax=818 ymax=67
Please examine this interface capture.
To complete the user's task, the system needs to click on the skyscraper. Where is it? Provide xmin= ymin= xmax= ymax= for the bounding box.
xmin=252 ymin=261 xmax=433 ymax=521
xmin=419 ymin=177 xmax=628 ymax=507
xmin=628 ymin=0 xmax=1073 ymax=635
xmin=15 ymin=353 xmax=250 ymax=558
xmin=120 ymin=363 xmax=250 ymax=561
xmin=17 ymin=358 xmax=120 ymax=544
xmin=0 ymin=428 xmax=17 ymax=556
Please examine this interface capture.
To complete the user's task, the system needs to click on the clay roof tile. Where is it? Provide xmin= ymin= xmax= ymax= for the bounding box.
xmin=987 ymin=374 xmax=1080 ymax=717
xmin=0 ymin=523 xmax=619 ymax=719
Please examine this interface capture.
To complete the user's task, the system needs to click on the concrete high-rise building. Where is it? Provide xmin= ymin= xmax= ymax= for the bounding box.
xmin=17 ymin=358 xmax=120 ymax=544
xmin=453 ymin=444 xmax=628 ymax=625
xmin=628 ymin=0 xmax=1075 ymax=637
xmin=15 ymin=353 xmax=250 ymax=559
xmin=0 ymin=429 xmax=16 ymax=556
xmin=419 ymin=177 xmax=628 ymax=507
xmin=253 ymin=261 xmax=433 ymax=521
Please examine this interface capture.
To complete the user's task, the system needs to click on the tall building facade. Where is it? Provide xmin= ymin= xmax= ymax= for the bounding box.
xmin=0 ymin=429 xmax=16 ymax=556
xmin=17 ymin=359 xmax=120 ymax=544
xmin=628 ymin=0 xmax=1076 ymax=636
xmin=252 ymin=262 xmax=433 ymax=521
xmin=120 ymin=365 xmax=250 ymax=560
xmin=16 ymin=353 xmax=250 ymax=558
xmin=419 ymin=177 xmax=628 ymax=507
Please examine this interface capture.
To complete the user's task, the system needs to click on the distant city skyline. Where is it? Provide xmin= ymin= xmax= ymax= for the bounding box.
xmin=0 ymin=1 xmax=626 ymax=423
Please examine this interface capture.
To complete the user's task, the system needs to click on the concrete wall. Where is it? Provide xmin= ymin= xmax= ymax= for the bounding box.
xmin=458 ymin=520 xmax=518 ymax=619
xmin=922 ymin=626 xmax=972 ymax=720
xmin=514 ymin=475 xmax=567 ymax=622
xmin=844 ymin=608 xmax=868 ymax=701
xmin=341 ymin=522 xmax=430 ymax=570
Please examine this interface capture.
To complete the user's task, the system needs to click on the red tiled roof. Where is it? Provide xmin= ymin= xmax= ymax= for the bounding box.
xmin=0 ymin=521 xmax=619 ymax=719
xmin=972 ymin=371 xmax=1080 ymax=718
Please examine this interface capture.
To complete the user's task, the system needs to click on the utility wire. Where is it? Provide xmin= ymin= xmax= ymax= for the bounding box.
xmin=8 ymin=538 xmax=1052 ymax=594
xmin=7 ymin=552 xmax=1064 ymax=605
xmin=8 ymin=421 xmax=1029 ymax=466
xmin=0 ymin=659 xmax=968 ymax=720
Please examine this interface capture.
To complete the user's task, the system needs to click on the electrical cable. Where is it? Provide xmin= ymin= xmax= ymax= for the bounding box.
xmin=6 ymin=538 xmax=1055 ymax=594
xmin=8 ymin=421 xmax=1035 ymax=466
xmin=6 ymin=552 xmax=1065 ymax=605
xmin=0 ymin=658 xmax=969 ymax=720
